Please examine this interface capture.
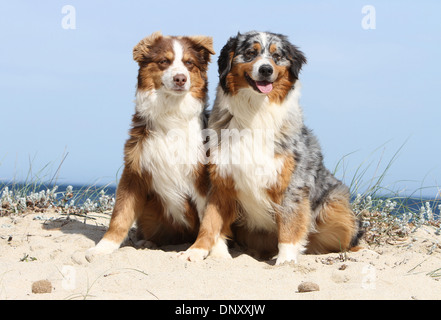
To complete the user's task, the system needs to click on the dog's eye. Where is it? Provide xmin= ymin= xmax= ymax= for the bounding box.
xmin=184 ymin=60 xmax=194 ymax=67
xmin=272 ymin=53 xmax=281 ymax=62
xmin=244 ymin=49 xmax=257 ymax=61
xmin=159 ymin=59 xmax=170 ymax=65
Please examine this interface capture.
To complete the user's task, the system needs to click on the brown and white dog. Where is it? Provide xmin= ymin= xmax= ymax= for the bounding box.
xmin=86 ymin=32 xmax=214 ymax=259
xmin=178 ymin=31 xmax=363 ymax=264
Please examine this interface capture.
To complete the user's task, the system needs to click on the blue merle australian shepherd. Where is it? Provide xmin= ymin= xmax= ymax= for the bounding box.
xmin=179 ymin=31 xmax=363 ymax=264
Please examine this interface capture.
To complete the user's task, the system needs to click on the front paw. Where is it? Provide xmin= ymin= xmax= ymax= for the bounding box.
xmin=85 ymin=239 xmax=120 ymax=262
xmin=209 ymin=238 xmax=232 ymax=260
xmin=274 ymin=243 xmax=303 ymax=265
xmin=177 ymin=248 xmax=209 ymax=262
xmin=275 ymin=253 xmax=298 ymax=265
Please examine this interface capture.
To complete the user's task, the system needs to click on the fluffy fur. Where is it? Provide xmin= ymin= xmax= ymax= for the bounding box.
xmin=87 ymin=32 xmax=214 ymax=258
xmin=179 ymin=31 xmax=363 ymax=264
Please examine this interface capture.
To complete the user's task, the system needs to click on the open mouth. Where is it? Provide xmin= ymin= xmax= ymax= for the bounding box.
xmin=245 ymin=73 xmax=273 ymax=94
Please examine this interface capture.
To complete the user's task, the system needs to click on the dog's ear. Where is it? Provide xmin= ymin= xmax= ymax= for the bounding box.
xmin=286 ymin=43 xmax=307 ymax=80
xmin=187 ymin=36 xmax=215 ymax=56
xmin=186 ymin=35 xmax=215 ymax=66
xmin=133 ymin=31 xmax=163 ymax=63
xmin=218 ymin=34 xmax=239 ymax=92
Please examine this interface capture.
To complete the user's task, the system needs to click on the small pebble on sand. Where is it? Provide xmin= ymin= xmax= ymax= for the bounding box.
xmin=298 ymin=281 xmax=320 ymax=293
xmin=32 ymin=280 xmax=52 ymax=294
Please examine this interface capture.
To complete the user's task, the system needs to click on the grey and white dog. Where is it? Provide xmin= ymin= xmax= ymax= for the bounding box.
xmin=179 ymin=31 xmax=363 ymax=264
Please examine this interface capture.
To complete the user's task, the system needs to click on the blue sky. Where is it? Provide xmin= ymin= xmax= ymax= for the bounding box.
xmin=0 ymin=1 xmax=440 ymax=197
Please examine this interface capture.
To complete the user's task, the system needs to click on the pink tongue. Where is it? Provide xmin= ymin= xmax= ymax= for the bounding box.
xmin=256 ymin=81 xmax=273 ymax=94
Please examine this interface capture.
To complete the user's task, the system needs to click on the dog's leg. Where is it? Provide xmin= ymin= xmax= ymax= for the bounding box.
xmin=178 ymin=184 xmax=236 ymax=261
xmin=274 ymin=192 xmax=311 ymax=265
xmin=177 ymin=202 xmax=224 ymax=261
xmin=86 ymin=170 xmax=143 ymax=261
xmin=209 ymin=235 xmax=232 ymax=259
xmin=264 ymin=154 xmax=308 ymax=265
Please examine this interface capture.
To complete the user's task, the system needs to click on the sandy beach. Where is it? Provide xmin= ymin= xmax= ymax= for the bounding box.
xmin=1 ymin=210 xmax=440 ymax=300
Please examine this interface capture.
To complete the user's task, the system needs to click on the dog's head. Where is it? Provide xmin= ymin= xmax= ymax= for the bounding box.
xmin=133 ymin=31 xmax=215 ymax=100
xmin=218 ymin=31 xmax=306 ymax=103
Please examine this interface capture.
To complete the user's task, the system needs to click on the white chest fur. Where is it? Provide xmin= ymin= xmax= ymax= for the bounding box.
xmin=136 ymin=89 xmax=206 ymax=226
xmin=217 ymin=120 xmax=284 ymax=232
xmin=212 ymin=85 xmax=303 ymax=231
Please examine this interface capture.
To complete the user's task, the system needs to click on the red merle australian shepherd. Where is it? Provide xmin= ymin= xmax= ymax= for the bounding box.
xmin=86 ymin=32 xmax=214 ymax=260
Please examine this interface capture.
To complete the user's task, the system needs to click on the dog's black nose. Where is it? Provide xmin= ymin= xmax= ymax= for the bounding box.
xmin=258 ymin=64 xmax=273 ymax=77
xmin=173 ymin=74 xmax=187 ymax=87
